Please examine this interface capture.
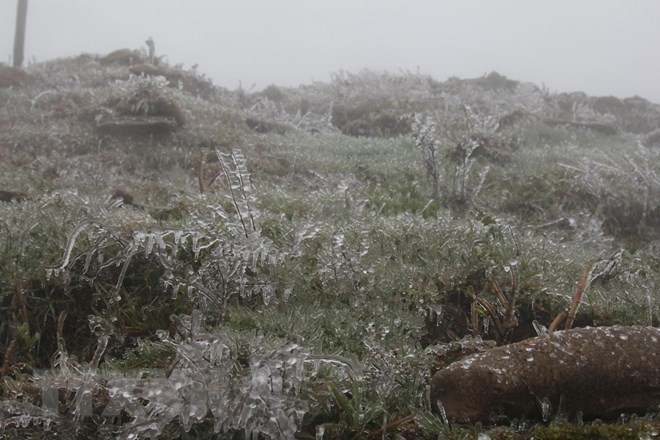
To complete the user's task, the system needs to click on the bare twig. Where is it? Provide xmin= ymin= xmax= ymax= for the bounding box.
xmin=368 ymin=413 xmax=416 ymax=438
xmin=565 ymin=261 xmax=593 ymax=330
xmin=504 ymin=262 xmax=519 ymax=329
xmin=548 ymin=311 xmax=566 ymax=335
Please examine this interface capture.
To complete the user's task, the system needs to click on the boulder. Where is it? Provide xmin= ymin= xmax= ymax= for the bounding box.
xmin=0 ymin=190 xmax=28 ymax=202
xmin=0 ymin=65 xmax=31 ymax=88
xmin=112 ymin=94 xmax=186 ymax=127
xmin=430 ymin=325 xmax=660 ymax=423
xmin=100 ymin=49 xmax=143 ymax=66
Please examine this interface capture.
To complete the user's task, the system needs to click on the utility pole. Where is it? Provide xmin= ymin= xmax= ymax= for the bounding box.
xmin=13 ymin=0 xmax=29 ymax=67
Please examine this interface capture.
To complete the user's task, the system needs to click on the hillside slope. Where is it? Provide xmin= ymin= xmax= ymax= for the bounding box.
xmin=0 ymin=53 xmax=659 ymax=439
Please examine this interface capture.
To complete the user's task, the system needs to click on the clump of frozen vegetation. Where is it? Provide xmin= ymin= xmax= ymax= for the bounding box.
xmin=412 ymin=105 xmax=507 ymax=207
xmin=0 ymin=148 xmax=364 ymax=439
xmin=0 ymin=311 xmax=355 ymax=439
xmin=574 ymin=142 xmax=660 ymax=240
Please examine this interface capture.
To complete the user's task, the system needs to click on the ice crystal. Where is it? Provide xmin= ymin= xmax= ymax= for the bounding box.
xmin=1 ymin=311 xmax=331 ymax=439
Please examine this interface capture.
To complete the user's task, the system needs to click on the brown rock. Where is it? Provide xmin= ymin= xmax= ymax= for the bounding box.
xmin=0 ymin=190 xmax=28 ymax=202
xmin=111 ymin=189 xmax=134 ymax=206
xmin=0 ymin=65 xmax=31 ymax=88
xmin=430 ymin=325 xmax=660 ymax=423
xmin=100 ymin=49 xmax=143 ymax=66
xmin=113 ymin=94 xmax=186 ymax=127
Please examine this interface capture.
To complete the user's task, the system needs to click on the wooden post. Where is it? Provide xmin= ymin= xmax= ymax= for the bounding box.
xmin=13 ymin=0 xmax=29 ymax=67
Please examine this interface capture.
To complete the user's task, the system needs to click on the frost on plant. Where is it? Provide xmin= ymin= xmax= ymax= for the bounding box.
xmin=216 ymin=149 xmax=261 ymax=237
xmin=316 ymin=227 xmax=375 ymax=294
xmin=576 ymin=142 xmax=660 ymax=238
xmin=104 ymin=313 xmax=310 ymax=439
xmin=245 ymin=93 xmax=337 ymax=133
xmin=225 ymin=342 xmax=309 ymax=439
xmin=412 ymin=107 xmax=499 ymax=207
xmin=0 ymin=309 xmax=371 ymax=439
xmin=412 ymin=112 xmax=442 ymax=198
xmin=47 ymin=148 xmax=285 ymax=317
xmin=0 ymin=313 xmax=311 ymax=439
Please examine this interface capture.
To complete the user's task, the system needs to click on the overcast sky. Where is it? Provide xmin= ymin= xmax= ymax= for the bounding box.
xmin=1 ymin=0 xmax=659 ymax=102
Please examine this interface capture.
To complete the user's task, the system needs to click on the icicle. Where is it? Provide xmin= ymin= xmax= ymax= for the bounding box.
xmin=540 ymin=397 xmax=552 ymax=422
xmin=435 ymin=400 xmax=449 ymax=425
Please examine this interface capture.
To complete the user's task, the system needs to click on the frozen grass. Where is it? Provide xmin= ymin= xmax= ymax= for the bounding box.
xmin=0 ymin=58 xmax=659 ymax=439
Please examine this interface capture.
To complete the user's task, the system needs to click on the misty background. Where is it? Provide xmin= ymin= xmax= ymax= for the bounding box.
xmin=1 ymin=0 xmax=659 ymax=103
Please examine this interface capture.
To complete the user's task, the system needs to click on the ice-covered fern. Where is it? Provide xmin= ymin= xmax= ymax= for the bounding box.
xmin=246 ymin=96 xmax=337 ymax=133
xmin=47 ymin=149 xmax=285 ymax=320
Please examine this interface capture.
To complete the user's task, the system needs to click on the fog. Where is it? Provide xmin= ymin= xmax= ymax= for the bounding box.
xmin=2 ymin=0 xmax=659 ymax=102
